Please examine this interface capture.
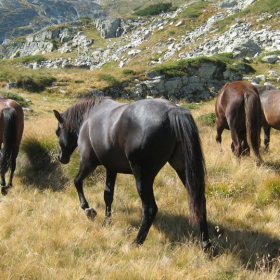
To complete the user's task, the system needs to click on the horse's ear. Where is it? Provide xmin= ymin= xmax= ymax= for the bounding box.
xmin=53 ymin=110 xmax=63 ymax=123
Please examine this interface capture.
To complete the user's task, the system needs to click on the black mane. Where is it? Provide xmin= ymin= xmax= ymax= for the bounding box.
xmin=62 ymin=97 xmax=106 ymax=133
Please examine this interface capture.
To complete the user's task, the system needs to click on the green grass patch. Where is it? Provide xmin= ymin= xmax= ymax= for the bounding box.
xmin=12 ymin=55 xmax=47 ymax=64
xmin=99 ymin=74 xmax=121 ymax=87
xmin=17 ymin=74 xmax=56 ymax=92
xmin=197 ymin=112 xmax=216 ymax=126
xmin=0 ymin=90 xmax=29 ymax=107
xmin=256 ymin=178 xmax=280 ymax=206
xmin=133 ymin=2 xmax=173 ymax=16
xmin=181 ymin=102 xmax=203 ymax=110
xmin=179 ymin=1 xmax=208 ymax=19
xmin=152 ymin=60 xmax=189 ymax=78
xmin=122 ymin=69 xmax=136 ymax=76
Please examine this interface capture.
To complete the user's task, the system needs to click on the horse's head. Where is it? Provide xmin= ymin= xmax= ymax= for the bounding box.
xmin=53 ymin=110 xmax=78 ymax=164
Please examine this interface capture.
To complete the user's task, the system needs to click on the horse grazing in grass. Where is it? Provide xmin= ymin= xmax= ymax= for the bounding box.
xmin=215 ymin=81 xmax=262 ymax=163
xmin=254 ymin=84 xmax=280 ymax=151
xmin=53 ymin=97 xmax=211 ymax=250
xmin=0 ymin=98 xmax=24 ymax=195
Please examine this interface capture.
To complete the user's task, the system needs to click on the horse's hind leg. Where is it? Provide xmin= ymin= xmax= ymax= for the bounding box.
xmin=0 ymin=150 xmax=7 ymax=195
xmin=1 ymin=157 xmax=16 ymax=196
xmin=103 ymin=169 xmax=117 ymax=225
xmin=263 ymin=125 xmax=271 ymax=152
xmin=130 ymin=164 xmax=158 ymax=245
xmin=215 ymin=124 xmax=224 ymax=152
xmin=230 ymin=127 xmax=242 ymax=157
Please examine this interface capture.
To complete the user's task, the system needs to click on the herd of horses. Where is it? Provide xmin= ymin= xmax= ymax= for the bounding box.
xmin=0 ymin=81 xmax=279 ymax=251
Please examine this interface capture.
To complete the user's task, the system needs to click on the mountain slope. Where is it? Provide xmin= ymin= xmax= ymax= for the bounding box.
xmin=0 ymin=0 xmax=106 ymax=43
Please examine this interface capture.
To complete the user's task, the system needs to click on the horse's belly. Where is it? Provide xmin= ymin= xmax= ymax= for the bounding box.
xmin=98 ymin=151 xmax=132 ymax=174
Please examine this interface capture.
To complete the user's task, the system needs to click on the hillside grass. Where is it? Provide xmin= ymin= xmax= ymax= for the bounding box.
xmin=0 ymin=92 xmax=280 ymax=279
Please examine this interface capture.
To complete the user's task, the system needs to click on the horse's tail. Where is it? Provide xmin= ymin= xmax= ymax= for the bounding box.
xmin=244 ymin=88 xmax=263 ymax=163
xmin=169 ymin=106 xmax=206 ymax=225
xmin=0 ymin=107 xmax=17 ymax=175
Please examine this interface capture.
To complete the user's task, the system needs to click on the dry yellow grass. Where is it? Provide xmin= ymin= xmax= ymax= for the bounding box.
xmin=0 ymin=93 xmax=280 ymax=279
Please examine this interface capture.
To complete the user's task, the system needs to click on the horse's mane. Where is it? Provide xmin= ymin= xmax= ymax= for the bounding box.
xmin=62 ymin=97 xmax=106 ymax=133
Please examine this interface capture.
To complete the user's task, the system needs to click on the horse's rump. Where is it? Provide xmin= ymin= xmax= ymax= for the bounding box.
xmin=215 ymin=81 xmax=262 ymax=162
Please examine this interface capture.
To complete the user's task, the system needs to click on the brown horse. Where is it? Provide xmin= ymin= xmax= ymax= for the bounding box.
xmin=0 ymin=98 xmax=24 ymax=195
xmin=254 ymin=84 xmax=280 ymax=151
xmin=215 ymin=81 xmax=262 ymax=163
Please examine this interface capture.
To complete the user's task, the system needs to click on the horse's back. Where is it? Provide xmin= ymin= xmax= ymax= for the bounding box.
xmin=85 ymin=98 xmax=183 ymax=173
xmin=121 ymin=98 xmax=177 ymax=154
xmin=259 ymin=89 xmax=280 ymax=129
xmin=0 ymin=99 xmax=24 ymax=143
xmin=121 ymin=99 xmax=190 ymax=172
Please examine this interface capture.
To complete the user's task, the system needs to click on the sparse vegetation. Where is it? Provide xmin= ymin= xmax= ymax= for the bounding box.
xmin=133 ymin=2 xmax=173 ymax=16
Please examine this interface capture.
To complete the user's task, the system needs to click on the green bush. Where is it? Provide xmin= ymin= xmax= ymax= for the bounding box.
xmin=133 ymin=3 xmax=173 ymax=16
xmin=99 ymin=74 xmax=121 ymax=87
xmin=197 ymin=112 xmax=216 ymax=126
xmin=17 ymin=74 xmax=56 ymax=92
xmin=0 ymin=90 xmax=29 ymax=107
xmin=122 ymin=69 xmax=136 ymax=76
xmin=153 ymin=60 xmax=189 ymax=78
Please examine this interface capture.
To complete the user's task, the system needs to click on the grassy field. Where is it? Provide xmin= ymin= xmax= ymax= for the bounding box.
xmin=0 ymin=92 xmax=280 ymax=279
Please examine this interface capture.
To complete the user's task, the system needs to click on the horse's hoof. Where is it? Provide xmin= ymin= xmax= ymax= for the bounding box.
xmin=1 ymin=186 xmax=8 ymax=196
xmin=85 ymin=208 xmax=97 ymax=221
xmin=131 ymin=240 xmax=142 ymax=248
xmin=102 ymin=217 xmax=112 ymax=226
xmin=202 ymin=241 xmax=212 ymax=252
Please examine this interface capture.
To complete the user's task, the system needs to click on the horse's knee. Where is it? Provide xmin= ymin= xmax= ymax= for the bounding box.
xmin=143 ymin=203 xmax=158 ymax=220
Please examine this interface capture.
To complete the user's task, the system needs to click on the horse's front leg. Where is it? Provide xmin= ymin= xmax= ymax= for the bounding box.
xmin=0 ymin=166 xmax=7 ymax=195
xmin=103 ymin=169 xmax=117 ymax=225
xmin=74 ymin=161 xmax=97 ymax=221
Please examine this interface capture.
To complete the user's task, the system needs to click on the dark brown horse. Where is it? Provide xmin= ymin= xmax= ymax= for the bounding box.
xmin=215 ymin=81 xmax=262 ymax=163
xmin=0 ymin=98 xmax=24 ymax=195
xmin=54 ymin=97 xmax=211 ymax=250
xmin=254 ymin=84 xmax=280 ymax=151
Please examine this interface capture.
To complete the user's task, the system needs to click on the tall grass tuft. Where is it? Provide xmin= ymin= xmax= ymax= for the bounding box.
xmin=19 ymin=135 xmax=67 ymax=191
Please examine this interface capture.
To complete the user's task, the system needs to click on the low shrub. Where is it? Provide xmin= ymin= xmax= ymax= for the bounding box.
xmin=0 ymin=90 xmax=29 ymax=107
xmin=133 ymin=3 xmax=173 ymax=16
xmin=99 ymin=74 xmax=121 ymax=87
xmin=197 ymin=112 xmax=216 ymax=126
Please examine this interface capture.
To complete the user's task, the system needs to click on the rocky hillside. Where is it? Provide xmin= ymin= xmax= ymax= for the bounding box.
xmin=0 ymin=0 xmax=106 ymax=43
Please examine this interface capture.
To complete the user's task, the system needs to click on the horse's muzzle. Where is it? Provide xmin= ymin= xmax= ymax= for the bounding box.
xmin=58 ymin=153 xmax=70 ymax=164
